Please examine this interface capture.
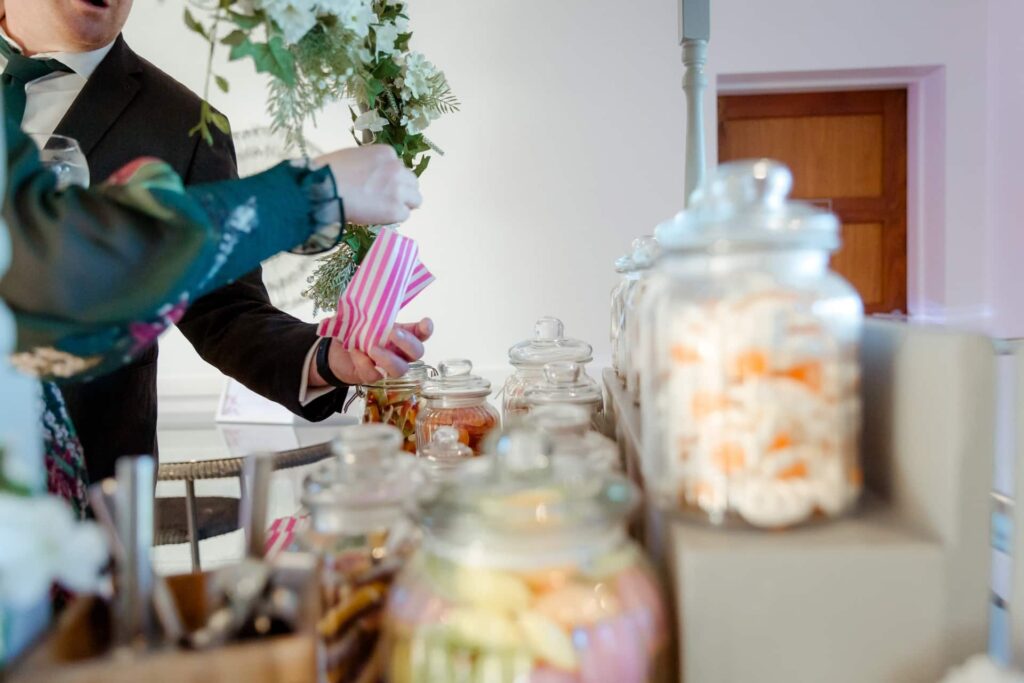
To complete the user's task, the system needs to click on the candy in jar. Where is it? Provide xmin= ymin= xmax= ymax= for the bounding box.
xmin=383 ymin=429 xmax=670 ymax=683
xmin=641 ymin=160 xmax=864 ymax=529
xmin=416 ymin=359 xmax=500 ymax=454
xmin=360 ymin=361 xmax=431 ymax=454
xmin=523 ymin=361 xmax=607 ymax=436
xmin=503 ymin=317 xmax=594 ymax=423
xmin=294 ymin=424 xmax=421 ymax=683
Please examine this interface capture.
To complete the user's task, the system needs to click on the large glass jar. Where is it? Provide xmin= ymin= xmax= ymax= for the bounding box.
xmin=526 ymin=403 xmax=620 ymax=472
xmin=610 ymin=254 xmax=635 ymax=380
xmin=416 ymin=359 xmax=501 ymax=455
xmin=624 ymin=236 xmax=660 ymax=404
xmin=362 ymin=361 xmax=433 ymax=454
xmin=295 ymin=424 xmax=421 ymax=682
xmin=502 ymin=317 xmax=593 ymax=423
xmin=641 ymin=160 xmax=864 ymax=529
xmin=383 ymin=431 xmax=669 ymax=682
xmin=523 ymin=361 xmax=607 ymax=435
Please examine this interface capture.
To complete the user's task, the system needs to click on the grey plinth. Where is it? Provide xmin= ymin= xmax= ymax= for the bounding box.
xmin=606 ymin=319 xmax=997 ymax=682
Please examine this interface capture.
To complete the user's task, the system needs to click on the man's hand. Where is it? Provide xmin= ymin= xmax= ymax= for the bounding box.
xmin=313 ymin=145 xmax=422 ymax=225
xmin=309 ymin=318 xmax=434 ymax=387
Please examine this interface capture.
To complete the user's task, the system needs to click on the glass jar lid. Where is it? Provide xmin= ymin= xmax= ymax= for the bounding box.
xmin=419 ymin=426 xmax=475 ymax=474
xmin=420 ymin=359 xmax=492 ymax=400
xmin=302 ymin=424 xmax=420 ymax=511
xmin=614 ymin=254 xmax=635 ymax=273
xmin=361 ymin=359 xmax=431 ymax=390
xmin=630 ymin=235 xmax=661 ymax=270
xmin=524 ymin=361 xmax=603 ymax=409
xmin=507 ymin=317 xmax=593 ymax=367
xmin=655 ymin=159 xmax=840 ymax=253
xmin=526 ymin=404 xmax=619 ymax=472
xmin=414 ymin=428 xmax=636 ymax=542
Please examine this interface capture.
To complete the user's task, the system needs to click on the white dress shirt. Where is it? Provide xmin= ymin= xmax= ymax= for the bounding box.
xmin=0 ymin=24 xmax=336 ymax=407
xmin=0 ymin=26 xmax=114 ymax=135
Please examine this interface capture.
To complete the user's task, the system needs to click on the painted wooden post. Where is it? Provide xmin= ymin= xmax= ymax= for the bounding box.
xmin=679 ymin=0 xmax=709 ymax=206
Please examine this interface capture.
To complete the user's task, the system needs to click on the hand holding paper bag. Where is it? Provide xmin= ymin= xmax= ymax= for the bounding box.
xmin=315 ymin=228 xmax=434 ymax=379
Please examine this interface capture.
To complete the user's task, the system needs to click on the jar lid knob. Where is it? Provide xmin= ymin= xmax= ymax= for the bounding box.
xmin=439 ymin=358 xmax=472 ymax=378
xmin=433 ymin=426 xmax=460 ymax=447
xmin=533 ymin=317 xmax=564 ymax=341
xmin=710 ymin=158 xmax=792 ymax=209
xmin=544 ymin=361 xmax=581 ymax=385
xmin=497 ymin=429 xmax=551 ymax=474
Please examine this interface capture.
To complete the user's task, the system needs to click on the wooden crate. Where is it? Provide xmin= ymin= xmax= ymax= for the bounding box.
xmin=9 ymin=571 xmax=319 ymax=683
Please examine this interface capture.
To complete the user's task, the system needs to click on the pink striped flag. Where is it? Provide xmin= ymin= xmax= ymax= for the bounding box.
xmin=264 ymin=514 xmax=307 ymax=559
xmin=316 ymin=228 xmax=434 ymax=351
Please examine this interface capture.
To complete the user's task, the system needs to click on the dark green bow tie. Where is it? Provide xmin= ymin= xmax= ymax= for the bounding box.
xmin=0 ymin=39 xmax=73 ymax=125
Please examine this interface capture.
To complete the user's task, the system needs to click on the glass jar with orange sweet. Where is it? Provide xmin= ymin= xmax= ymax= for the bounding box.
xmin=416 ymin=359 xmax=500 ymax=455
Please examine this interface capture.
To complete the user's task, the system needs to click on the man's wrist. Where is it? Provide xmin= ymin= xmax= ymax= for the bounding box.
xmin=315 ymin=337 xmax=349 ymax=389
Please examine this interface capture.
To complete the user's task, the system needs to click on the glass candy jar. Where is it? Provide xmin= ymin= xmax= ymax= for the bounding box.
xmin=416 ymin=359 xmax=500 ymax=455
xmin=526 ymin=403 xmax=620 ymax=472
xmin=610 ymin=254 xmax=636 ymax=380
xmin=417 ymin=426 xmax=476 ymax=481
xmin=361 ymin=361 xmax=432 ymax=454
xmin=641 ymin=159 xmax=864 ymax=529
xmin=524 ymin=361 xmax=606 ymax=435
xmin=503 ymin=317 xmax=594 ymax=423
xmin=295 ymin=424 xmax=421 ymax=682
xmin=383 ymin=431 xmax=669 ymax=683
xmin=624 ymin=236 xmax=661 ymax=404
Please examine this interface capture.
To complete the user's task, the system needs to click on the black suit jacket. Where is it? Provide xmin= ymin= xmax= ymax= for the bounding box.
xmin=57 ymin=36 xmax=346 ymax=484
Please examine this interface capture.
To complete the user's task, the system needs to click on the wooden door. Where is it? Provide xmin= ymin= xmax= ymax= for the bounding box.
xmin=718 ymin=89 xmax=907 ymax=314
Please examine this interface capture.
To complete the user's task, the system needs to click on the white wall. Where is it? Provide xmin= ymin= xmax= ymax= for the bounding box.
xmin=123 ymin=0 xmax=1013 ymax=415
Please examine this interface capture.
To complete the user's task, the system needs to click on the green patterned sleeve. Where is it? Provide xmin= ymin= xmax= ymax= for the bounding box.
xmin=0 ymin=116 xmax=343 ymax=380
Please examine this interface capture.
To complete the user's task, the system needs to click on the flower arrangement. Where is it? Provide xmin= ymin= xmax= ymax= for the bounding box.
xmin=183 ymin=0 xmax=458 ymax=312
xmin=0 ymin=445 xmax=108 ymax=610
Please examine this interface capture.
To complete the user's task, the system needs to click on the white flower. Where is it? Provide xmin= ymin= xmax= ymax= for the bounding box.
xmin=357 ymin=47 xmax=373 ymax=64
xmin=317 ymin=0 xmax=375 ymax=38
xmin=399 ymin=51 xmax=439 ymax=101
xmin=0 ymin=494 xmax=108 ymax=608
xmin=1 ymin=445 xmax=43 ymax=492
xmin=374 ymin=22 xmax=400 ymax=55
xmin=400 ymin=105 xmax=439 ymax=135
xmin=354 ymin=110 xmax=389 ymax=133
xmin=261 ymin=0 xmax=318 ymax=45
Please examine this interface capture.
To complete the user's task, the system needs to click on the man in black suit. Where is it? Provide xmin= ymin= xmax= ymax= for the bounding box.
xmin=2 ymin=0 xmax=433 ymax=482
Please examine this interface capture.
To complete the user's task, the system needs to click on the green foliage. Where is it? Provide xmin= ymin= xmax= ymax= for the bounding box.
xmin=184 ymin=0 xmax=458 ymax=309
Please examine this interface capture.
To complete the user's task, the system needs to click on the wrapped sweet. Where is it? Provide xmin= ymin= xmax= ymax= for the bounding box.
xmin=502 ymin=318 xmax=594 ymax=423
xmin=361 ymin=361 xmax=432 ymax=454
xmin=295 ymin=424 xmax=421 ymax=683
xmin=416 ymin=359 xmax=500 ymax=454
xmin=641 ymin=160 xmax=864 ymax=529
xmin=383 ymin=430 xmax=669 ymax=682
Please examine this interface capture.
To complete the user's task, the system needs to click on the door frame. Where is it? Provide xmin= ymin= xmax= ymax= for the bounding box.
xmin=711 ymin=66 xmax=945 ymax=322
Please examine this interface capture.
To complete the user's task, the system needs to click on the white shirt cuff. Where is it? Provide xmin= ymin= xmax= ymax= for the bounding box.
xmin=299 ymin=339 xmax=339 ymax=406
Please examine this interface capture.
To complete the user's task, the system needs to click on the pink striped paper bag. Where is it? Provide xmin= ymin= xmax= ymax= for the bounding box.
xmin=264 ymin=514 xmax=308 ymax=559
xmin=316 ymin=228 xmax=433 ymax=350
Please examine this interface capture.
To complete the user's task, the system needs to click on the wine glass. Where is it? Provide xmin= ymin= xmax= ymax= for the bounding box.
xmin=28 ymin=134 xmax=90 ymax=190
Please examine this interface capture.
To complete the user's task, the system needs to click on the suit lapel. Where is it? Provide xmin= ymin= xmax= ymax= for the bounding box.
xmin=54 ymin=35 xmax=142 ymax=158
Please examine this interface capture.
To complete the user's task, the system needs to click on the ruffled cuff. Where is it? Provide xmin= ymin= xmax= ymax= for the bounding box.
xmin=288 ymin=159 xmax=346 ymax=256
